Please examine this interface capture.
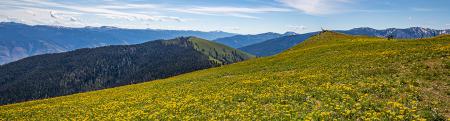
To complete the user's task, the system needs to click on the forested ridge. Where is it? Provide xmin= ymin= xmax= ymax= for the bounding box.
xmin=0 ymin=37 xmax=254 ymax=105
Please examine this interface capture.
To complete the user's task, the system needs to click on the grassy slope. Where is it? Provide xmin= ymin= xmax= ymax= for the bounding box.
xmin=1 ymin=32 xmax=449 ymax=120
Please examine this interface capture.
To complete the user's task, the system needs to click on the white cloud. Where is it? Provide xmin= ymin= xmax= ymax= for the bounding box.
xmin=0 ymin=0 xmax=292 ymax=27
xmin=97 ymin=4 xmax=162 ymax=10
xmin=183 ymin=7 xmax=290 ymax=14
xmin=278 ymin=0 xmax=353 ymax=15
xmin=69 ymin=16 xmax=78 ymax=22
xmin=25 ymin=10 xmax=36 ymax=16
xmin=223 ymin=27 xmax=241 ymax=31
xmin=0 ymin=5 xmax=85 ymax=27
xmin=1 ymin=0 xmax=184 ymax=23
xmin=287 ymin=25 xmax=307 ymax=32
xmin=3 ymin=16 xmax=26 ymax=23
xmin=171 ymin=6 xmax=290 ymax=19
xmin=411 ymin=8 xmax=434 ymax=12
xmin=0 ymin=0 xmax=291 ymax=31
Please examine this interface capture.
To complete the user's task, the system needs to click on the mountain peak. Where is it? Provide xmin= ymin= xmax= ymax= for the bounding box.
xmin=283 ymin=31 xmax=297 ymax=36
xmin=99 ymin=26 xmax=119 ymax=29
xmin=256 ymin=32 xmax=279 ymax=36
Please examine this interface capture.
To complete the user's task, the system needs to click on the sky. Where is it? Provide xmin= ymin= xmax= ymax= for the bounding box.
xmin=0 ymin=0 xmax=449 ymax=34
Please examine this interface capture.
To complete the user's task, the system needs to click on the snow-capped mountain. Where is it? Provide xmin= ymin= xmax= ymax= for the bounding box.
xmin=341 ymin=27 xmax=450 ymax=39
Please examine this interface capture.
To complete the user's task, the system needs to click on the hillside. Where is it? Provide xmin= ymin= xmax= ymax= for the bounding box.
xmin=0 ymin=37 xmax=254 ymax=105
xmin=0 ymin=22 xmax=236 ymax=64
xmin=1 ymin=32 xmax=449 ymax=120
xmin=214 ymin=32 xmax=295 ymax=48
xmin=239 ymin=27 xmax=449 ymax=56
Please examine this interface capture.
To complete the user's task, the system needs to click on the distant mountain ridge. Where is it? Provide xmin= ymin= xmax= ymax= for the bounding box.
xmin=339 ymin=27 xmax=450 ymax=39
xmin=0 ymin=22 xmax=236 ymax=64
xmin=0 ymin=37 xmax=254 ymax=105
xmin=213 ymin=32 xmax=296 ymax=48
xmin=240 ymin=27 xmax=450 ymax=56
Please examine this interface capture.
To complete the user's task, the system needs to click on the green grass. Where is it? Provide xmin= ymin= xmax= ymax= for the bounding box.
xmin=1 ymin=32 xmax=449 ymax=120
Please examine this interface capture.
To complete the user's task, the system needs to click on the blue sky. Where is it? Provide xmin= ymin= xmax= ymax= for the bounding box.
xmin=0 ymin=0 xmax=449 ymax=34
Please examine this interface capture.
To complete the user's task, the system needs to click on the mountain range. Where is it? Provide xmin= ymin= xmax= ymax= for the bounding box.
xmin=0 ymin=37 xmax=254 ymax=105
xmin=213 ymin=32 xmax=296 ymax=48
xmin=0 ymin=22 xmax=236 ymax=64
xmin=338 ymin=27 xmax=450 ymax=39
xmin=238 ymin=27 xmax=450 ymax=56
xmin=239 ymin=32 xmax=318 ymax=56
xmin=2 ymin=22 xmax=449 ymax=64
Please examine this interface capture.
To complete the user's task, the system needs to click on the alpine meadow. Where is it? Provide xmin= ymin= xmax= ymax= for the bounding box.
xmin=1 ymin=32 xmax=449 ymax=120
xmin=1 ymin=0 xmax=450 ymax=120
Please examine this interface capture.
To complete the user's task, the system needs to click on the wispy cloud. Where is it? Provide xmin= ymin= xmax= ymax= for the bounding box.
xmin=0 ymin=0 xmax=292 ymax=27
xmin=97 ymin=4 xmax=162 ymax=10
xmin=36 ymin=0 xmax=182 ymax=22
xmin=171 ymin=6 xmax=291 ymax=19
xmin=287 ymin=25 xmax=307 ymax=32
xmin=69 ymin=16 xmax=78 ymax=22
xmin=278 ymin=0 xmax=354 ymax=15
xmin=222 ymin=26 xmax=241 ymax=32
xmin=0 ymin=16 xmax=25 ymax=23
xmin=0 ymin=0 xmax=184 ymax=25
xmin=278 ymin=0 xmax=398 ymax=15
xmin=411 ymin=8 xmax=434 ymax=12
xmin=0 ymin=5 xmax=84 ymax=26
